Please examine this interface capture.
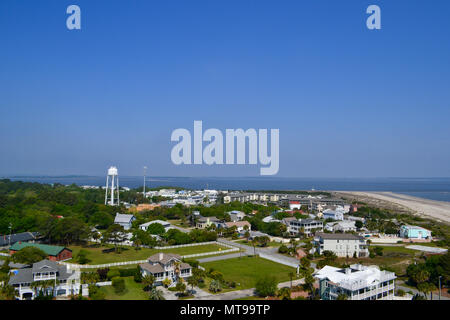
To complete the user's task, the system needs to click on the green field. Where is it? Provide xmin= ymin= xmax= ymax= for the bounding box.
xmin=68 ymin=243 xmax=226 ymax=265
xmin=235 ymin=240 xmax=281 ymax=247
xmin=201 ymin=256 xmax=296 ymax=291
xmin=99 ymin=276 xmax=148 ymax=300
xmin=332 ymin=245 xmax=421 ymax=276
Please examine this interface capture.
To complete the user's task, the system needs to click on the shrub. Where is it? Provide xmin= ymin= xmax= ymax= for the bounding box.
xmin=88 ymin=285 xmax=106 ymax=300
xmin=255 ymin=276 xmax=277 ymax=297
xmin=97 ymin=268 xmax=109 ymax=281
xmin=209 ymin=280 xmax=222 ymax=293
xmin=112 ymin=277 xmax=126 ymax=294
xmin=107 ymin=269 xmax=120 ymax=280
xmin=278 ymin=245 xmax=288 ymax=254
xmin=209 ymin=271 xmax=224 ymax=281
xmin=134 ymin=266 xmax=143 ymax=283
xmin=162 ymin=278 xmax=172 ymax=288
xmin=119 ymin=268 xmax=138 ymax=277
xmin=76 ymin=249 xmax=90 ymax=264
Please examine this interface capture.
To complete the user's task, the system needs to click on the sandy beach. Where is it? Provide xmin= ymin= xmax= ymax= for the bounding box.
xmin=336 ymin=191 xmax=450 ymax=224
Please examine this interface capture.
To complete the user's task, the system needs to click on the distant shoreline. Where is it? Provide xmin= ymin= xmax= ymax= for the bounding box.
xmin=337 ymin=191 xmax=450 ymax=224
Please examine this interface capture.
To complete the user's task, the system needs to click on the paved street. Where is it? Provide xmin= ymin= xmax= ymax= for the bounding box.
xmin=396 ymin=281 xmax=450 ymax=300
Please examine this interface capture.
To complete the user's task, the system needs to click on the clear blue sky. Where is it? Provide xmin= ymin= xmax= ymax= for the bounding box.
xmin=1 ymin=0 xmax=449 ymax=177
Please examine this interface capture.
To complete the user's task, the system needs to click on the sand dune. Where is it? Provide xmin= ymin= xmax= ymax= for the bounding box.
xmin=338 ymin=191 xmax=450 ymax=224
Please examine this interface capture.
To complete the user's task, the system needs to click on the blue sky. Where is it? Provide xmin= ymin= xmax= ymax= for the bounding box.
xmin=0 ymin=0 xmax=449 ymax=177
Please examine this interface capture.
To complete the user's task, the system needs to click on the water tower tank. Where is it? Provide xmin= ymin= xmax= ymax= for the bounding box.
xmin=108 ymin=166 xmax=118 ymax=176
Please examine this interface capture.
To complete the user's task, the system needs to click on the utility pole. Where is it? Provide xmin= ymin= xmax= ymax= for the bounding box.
xmin=439 ymin=276 xmax=442 ymax=300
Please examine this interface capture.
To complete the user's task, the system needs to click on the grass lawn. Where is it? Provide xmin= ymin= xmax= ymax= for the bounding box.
xmin=167 ymin=219 xmax=192 ymax=228
xmin=235 ymin=240 xmax=281 ymax=248
xmin=99 ymin=276 xmax=148 ymax=300
xmin=68 ymin=243 xmax=227 ymax=265
xmin=201 ymin=256 xmax=297 ymax=292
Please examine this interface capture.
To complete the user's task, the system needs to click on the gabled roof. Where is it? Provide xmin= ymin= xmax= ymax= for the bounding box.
xmin=8 ymin=259 xmax=75 ymax=285
xmin=225 ymin=221 xmax=251 ymax=228
xmin=114 ymin=213 xmax=135 ymax=224
xmin=140 ymin=262 xmax=165 ymax=274
xmin=147 ymin=252 xmax=181 ymax=265
xmin=140 ymin=220 xmax=171 ymax=227
xmin=0 ymin=232 xmax=40 ymax=247
xmin=197 ymin=216 xmax=222 ymax=223
xmin=9 ymin=242 xmax=69 ymax=256
xmin=32 ymin=259 xmax=59 ymax=273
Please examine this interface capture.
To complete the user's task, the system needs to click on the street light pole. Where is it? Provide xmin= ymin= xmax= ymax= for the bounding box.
xmin=143 ymin=166 xmax=147 ymax=200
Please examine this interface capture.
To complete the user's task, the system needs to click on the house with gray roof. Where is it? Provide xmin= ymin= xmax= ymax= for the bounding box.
xmin=139 ymin=253 xmax=192 ymax=286
xmin=8 ymin=259 xmax=87 ymax=300
xmin=0 ymin=232 xmax=41 ymax=249
xmin=114 ymin=213 xmax=136 ymax=230
xmin=313 ymin=233 xmax=369 ymax=257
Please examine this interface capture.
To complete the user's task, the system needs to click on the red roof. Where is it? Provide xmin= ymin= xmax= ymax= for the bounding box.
xmin=289 ymin=201 xmax=300 ymax=204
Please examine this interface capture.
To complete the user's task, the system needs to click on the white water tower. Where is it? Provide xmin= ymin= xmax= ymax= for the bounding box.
xmin=105 ymin=166 xmax=120 ymax=206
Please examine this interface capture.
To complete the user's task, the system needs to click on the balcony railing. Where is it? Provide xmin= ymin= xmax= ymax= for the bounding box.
xmin=33 ymin=275 xmax=57 ymax=281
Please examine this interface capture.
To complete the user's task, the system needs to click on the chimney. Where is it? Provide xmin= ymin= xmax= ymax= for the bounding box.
xmin=159 ymin=253 xmax=163 ymax=261
xmin=345 ymin=268 xmax=351 ymax=275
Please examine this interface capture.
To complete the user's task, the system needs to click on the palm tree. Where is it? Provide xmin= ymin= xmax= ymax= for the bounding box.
xmin=30 ymin=281 xmax=41 ymax=298
xmin=187 ymin=276 xmax=199 ymax=294
xmin=289 ymin=239 xmax=298 ymax=256
xmin=149 ymin=287 xmax=165 ymax=300
xmin=277 ymin=287 xmax=291 ymax=300
xmin=304 ymin=273 xmax=315 ymax=296
xmin=142 ymin=274 xmax=155 ymax=291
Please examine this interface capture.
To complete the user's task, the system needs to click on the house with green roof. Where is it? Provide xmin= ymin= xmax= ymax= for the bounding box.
xmin=9 ymin=242 xmax=72 ymax=261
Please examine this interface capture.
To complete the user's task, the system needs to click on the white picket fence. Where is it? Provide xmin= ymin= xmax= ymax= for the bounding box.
xmin=61 ymin=241 xmax=239 ymax=269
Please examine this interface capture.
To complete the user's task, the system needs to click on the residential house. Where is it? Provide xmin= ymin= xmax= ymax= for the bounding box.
xmin=324 ymin=220 xmax=357 ymax=233
xmin=322 ymin=207 xmax=345 ymax=221
xmin=114 ymin=213 xmax=136 ymax=230
xmin=315 ymin=264 xmax=396 ymax=300
xmin=289 ymin=201 xmax=301 ymax=210
xmin=227 ymin=210 xmax=246 ymax=222
xmin=195 ymin=216 xmax=224 ymax=229
xmin=139 ymin=220 xmax=172 ymax=232
xmin=139 ymin=253 xmax=192 ymax=286
xmin=283 ymin=217 xmax=323 ymax=236
xmin=399 ymin=225 xmax=432 ymax=240
xmin=224 ymin=221 xmax=251 ymax=233
xmin=0 ymin=232 xmax=41 ymax=249
xmin=9 ymin=243 xmax=72 ymax=262
xmin=313 ymin=233 xmax=369 ymax=257
xmin=8 ymin=259 xmax=87 ymax=300
xmin=248 ymin=230 xmax=271 ymax=241
xmin=262 ymin=216 xmax=280 ymax=223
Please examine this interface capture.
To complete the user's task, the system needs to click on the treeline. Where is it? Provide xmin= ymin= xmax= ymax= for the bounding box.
xmin=0 ymin=179 xmax=124 ymax=236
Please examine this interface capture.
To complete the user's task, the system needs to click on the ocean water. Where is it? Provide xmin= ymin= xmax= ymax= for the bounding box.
xmin=3 ymin=176 xmax=450 ymax=202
